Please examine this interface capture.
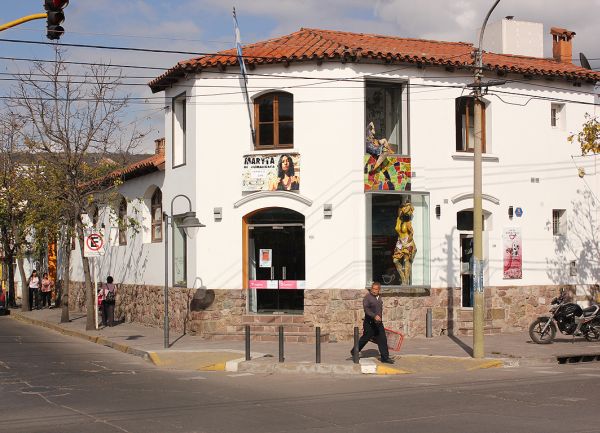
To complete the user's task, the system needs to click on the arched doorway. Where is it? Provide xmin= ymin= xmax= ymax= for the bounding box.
xmin=245 ymin=207 xmax=305 ymax=314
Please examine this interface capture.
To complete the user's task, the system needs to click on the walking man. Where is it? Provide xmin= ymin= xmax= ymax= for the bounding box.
xmin=351 ymin=281 xmax=394 ymax=364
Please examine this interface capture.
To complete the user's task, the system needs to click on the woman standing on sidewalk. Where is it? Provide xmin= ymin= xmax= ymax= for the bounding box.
xmin=101 ymin=276 xmax=117 ymax=327
xmin=27 ymin=270 xmax=40 ymax=311
xmin=40 ymin=273 xmax=54 ymax=308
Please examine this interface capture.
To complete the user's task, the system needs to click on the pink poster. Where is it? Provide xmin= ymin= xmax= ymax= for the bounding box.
xmin=503 ymin=227 xmax=522 ymax=279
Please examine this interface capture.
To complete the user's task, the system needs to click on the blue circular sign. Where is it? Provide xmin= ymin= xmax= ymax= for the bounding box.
xmin=515 ymin=207 xmax=523 ymax=217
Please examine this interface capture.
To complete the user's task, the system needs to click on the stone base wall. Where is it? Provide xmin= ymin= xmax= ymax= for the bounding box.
xmin=66 ymin=282 xmax=586 ymax=340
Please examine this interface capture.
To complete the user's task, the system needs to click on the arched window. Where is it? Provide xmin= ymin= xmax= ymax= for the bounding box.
xmin=151 ymin=189 xmax=163 ymax=242
xmin=254 ymin=92 xmax=293 ymax=149
xmin=118 ymin=197 xmax=127 ymax=246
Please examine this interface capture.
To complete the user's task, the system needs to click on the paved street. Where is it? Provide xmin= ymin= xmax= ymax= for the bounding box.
xmin=2 ymin=317 xmax=600 ymax=433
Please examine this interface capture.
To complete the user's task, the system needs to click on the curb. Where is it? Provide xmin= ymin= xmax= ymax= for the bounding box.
xmin=9 ymin=311 xmax=150 ymax=361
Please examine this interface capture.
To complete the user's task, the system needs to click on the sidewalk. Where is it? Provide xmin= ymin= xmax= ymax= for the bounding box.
xmin=8 ymin=308 xmax=600 ymax=375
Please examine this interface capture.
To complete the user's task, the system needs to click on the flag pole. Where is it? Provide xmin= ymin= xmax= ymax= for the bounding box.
xmin=233 ymin=7 xmax=256 ymax=144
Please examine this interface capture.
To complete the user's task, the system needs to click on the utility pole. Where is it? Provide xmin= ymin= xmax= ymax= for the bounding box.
xmin=472 ymin=0 xmax=500 ymax=359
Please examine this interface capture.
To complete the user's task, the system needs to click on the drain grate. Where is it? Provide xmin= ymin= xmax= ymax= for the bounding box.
xmin=557 ymin=354 xmax=600 ymax=364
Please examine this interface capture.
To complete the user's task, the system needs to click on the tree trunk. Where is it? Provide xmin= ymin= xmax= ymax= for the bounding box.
xmin=18 ymin=257 xmax=28 ymax=312
xmin=4 ymin=253 xmax=16 ymax=307
xmin=76 ymin=219 xmax=94 ymax=330
xmin=60 ymin=234 xmax=71 ymax=323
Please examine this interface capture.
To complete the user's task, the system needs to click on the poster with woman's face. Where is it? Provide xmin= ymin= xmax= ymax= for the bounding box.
xmin=242 ymin=153 xmax=300 ymax=192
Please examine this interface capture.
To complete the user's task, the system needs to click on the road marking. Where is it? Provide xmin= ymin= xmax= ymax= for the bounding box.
xmin=228 ymin=373 xmax=254 ymax=377
xmin=0 ymin=361 xmax=10 ymax=369
xmin=534 ymin=370 xmax=563 ymax=374
xmin=178 ymin=376 xmax=207 ymax=380
xmin=579 ymin=373 xmax=600 ymax=377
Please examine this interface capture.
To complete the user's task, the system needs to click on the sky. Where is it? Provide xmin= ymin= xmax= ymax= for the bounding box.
xmin=0 ymin=0 xmax=598 ymax=152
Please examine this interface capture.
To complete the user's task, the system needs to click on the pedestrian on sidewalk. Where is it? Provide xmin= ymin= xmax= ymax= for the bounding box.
xmin=101 ymin=276 xmax=117 ymax=327
xmin=351 ymin=281 xmax=394 ymax=364
xmin=40 ymin=273 xmax=54 ymax=308
xmin=27 ymin=270 xmax=40 ymax=311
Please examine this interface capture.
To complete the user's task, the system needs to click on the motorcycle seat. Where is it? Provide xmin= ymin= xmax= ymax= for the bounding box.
xmin=582 ymin=306 xmax=599 ymax=317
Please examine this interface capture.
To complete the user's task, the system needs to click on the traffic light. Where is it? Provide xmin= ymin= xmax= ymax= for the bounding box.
xmin=44 ymin=0 xmax=69 ymax=40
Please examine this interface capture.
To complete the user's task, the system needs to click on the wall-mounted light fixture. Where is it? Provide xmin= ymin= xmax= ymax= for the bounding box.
xmin=324 ymin=203 xmax=333 ymax=218
xmin=213 ymin=207 xmax=222 ymax=222
xmin=508 ymin=206 xmax=514 ymax=219
xmin=435 ymin=205 xmax=441 ymax=218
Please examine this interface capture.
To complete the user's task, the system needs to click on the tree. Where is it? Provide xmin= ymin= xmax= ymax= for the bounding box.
xmin=569 ymin=114 xmax=600 ymax=155
xmin=11 ymin=48 xmax=142 ymax=329
xmin=0 ymin=113 xmax=31 ymax=308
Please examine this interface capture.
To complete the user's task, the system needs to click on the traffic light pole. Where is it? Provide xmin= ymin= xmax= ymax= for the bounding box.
xmin=0 ymin=13 xmax=47 ymax=33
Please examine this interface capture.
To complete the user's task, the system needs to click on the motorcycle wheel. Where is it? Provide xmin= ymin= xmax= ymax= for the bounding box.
xmin=584 ymin=325 xmax=600 ymax=342
xmin=529 ymin=318 xmax=556 ymax=344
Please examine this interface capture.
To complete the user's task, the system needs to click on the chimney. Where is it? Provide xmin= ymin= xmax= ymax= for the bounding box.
xmin=550 ymin=27 xmax=575 ymax=63
xmin=154 ymin=137 xmax=165 ymax=155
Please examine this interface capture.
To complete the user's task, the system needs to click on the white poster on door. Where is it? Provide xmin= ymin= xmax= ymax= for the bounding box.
xmin=259 ymin=249 xmax=272 ymax=268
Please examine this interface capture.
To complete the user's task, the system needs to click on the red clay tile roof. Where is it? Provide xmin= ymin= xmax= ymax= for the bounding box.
xmin=149 ymin=28 xmax=600 ymax=92
xmin=115 ymin=152 xmax=165 ymax=181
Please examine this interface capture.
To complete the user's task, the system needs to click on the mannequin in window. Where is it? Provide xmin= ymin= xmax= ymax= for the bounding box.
xmin=393 ymin=202 xmax=417 ymax=285
xmin=365 ymin=121 xmax=394 ymax=172
xmin=269 ymin=154 xmax=299 ymax=191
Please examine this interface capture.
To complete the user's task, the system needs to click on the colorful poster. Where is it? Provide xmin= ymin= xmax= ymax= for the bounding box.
xmin=259 ymin=249 xmax=272 ymax=268
xmin=242 ymin=153 xmax=300 ymax=192
xmin=364 ymin=155 xmax=411 ymax=191
xmin=503 ymin=227 xmax=522 ymax=279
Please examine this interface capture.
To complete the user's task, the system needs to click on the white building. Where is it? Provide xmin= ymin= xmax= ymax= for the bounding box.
xmin=71 ymin=21 xmax=600 ymax=340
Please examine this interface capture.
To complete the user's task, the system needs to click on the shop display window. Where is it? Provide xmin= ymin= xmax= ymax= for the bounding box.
xmin=366 ymin=192 xmax=430 ymax=288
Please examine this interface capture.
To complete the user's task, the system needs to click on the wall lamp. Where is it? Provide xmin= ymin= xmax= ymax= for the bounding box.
xmin=163 ymin=194 xmax=205 ymax=349
xmin=324 ymin=203 xmax=333 ymax=218
xmin=435 ymin=205 xmax=441 ymax=218
xmin=508 ymin=205 xmax=514 ymax=219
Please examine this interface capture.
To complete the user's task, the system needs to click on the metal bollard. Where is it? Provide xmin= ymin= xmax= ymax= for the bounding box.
xmin=315 ymin=327 xmax=321 ymax=364
xmin=353 ymin=326 xmax=360 ymax=364
xmin=245 ymin=325 xmax=251 ymax=360
xmin=426 ymin=308 xmax=432 ymax=338
xmin=278 ymin=325 xmax=284 ymax=362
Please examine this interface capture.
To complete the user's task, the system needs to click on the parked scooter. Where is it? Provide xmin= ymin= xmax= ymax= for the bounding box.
xmin=529 ymin=289 xmax=600 ymax=344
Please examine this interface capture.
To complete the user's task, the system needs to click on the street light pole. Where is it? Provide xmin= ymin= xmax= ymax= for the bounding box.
xmin=163 ymin=194 xmax=205 ymax=349
xmin=472 ymin=0 xmax=500 ymax=359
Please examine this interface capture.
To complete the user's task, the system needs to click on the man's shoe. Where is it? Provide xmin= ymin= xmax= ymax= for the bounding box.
xmin=381 ymin=358 xmax=395 ymax=364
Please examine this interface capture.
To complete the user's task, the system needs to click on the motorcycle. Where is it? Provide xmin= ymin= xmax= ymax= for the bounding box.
xmin=529 ymin=289 xmax=600 ymax=344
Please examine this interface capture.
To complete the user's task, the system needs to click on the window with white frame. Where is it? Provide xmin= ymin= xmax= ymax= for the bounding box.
xmin=456 ymin=96 xmax=486 ymax=152
xmin=365 ymin=81 xmax=408 ymax=155
xmin=552 ymin=209 xmax=567 ymax=236
xmin=550 ymin=103 xmax=565 ymax=129
xmin=172 ymin=93 xmax=186 ymax=167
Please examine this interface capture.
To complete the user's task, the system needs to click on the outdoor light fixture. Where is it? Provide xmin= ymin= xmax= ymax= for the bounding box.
xmin=213 ymin=207 xmax=222 ymax=221
xmin=163 ymin=194 xmax=205 ymax=349
xmin=435 ymin=205 xmax=441 ymax=218
xmin=323 ymin=203 xmax=333 ymax=218
xmin=508 ymin=206 xmax=514 ymax=219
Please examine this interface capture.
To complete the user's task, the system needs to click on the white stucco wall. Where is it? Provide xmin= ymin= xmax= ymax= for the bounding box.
xmin=70 ymin=61 xmax=599 ymax=293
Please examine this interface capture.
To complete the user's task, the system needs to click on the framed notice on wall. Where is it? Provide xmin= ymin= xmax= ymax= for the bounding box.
xmin=259 ymin=249 xmax=272 ymax=268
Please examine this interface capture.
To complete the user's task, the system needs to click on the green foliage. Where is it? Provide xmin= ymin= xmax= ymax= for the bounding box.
xmin=569 ymin=114 xmax=600 ymax=155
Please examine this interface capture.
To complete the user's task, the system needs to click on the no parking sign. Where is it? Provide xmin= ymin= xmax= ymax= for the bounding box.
xmin=84 ymin=232 xmax=105 ymax=257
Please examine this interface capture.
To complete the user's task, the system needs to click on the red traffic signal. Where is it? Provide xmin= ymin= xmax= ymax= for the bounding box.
xmin=44 ymin=0 xmax=69 ymax=40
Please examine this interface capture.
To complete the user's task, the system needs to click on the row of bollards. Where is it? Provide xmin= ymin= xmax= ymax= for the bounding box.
xmin=243 ymin=310 xmax=432 ymax=364
xmin=244 ymin=324 xmax=324 ymax=363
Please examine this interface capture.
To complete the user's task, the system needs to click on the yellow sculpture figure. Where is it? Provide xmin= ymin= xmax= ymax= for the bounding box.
xmin=393 ymin=202 xmax=417 ymax=285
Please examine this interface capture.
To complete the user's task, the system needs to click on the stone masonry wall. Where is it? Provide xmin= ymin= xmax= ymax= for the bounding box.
xmin=66 ymin=282 xmax=578 ymax=340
